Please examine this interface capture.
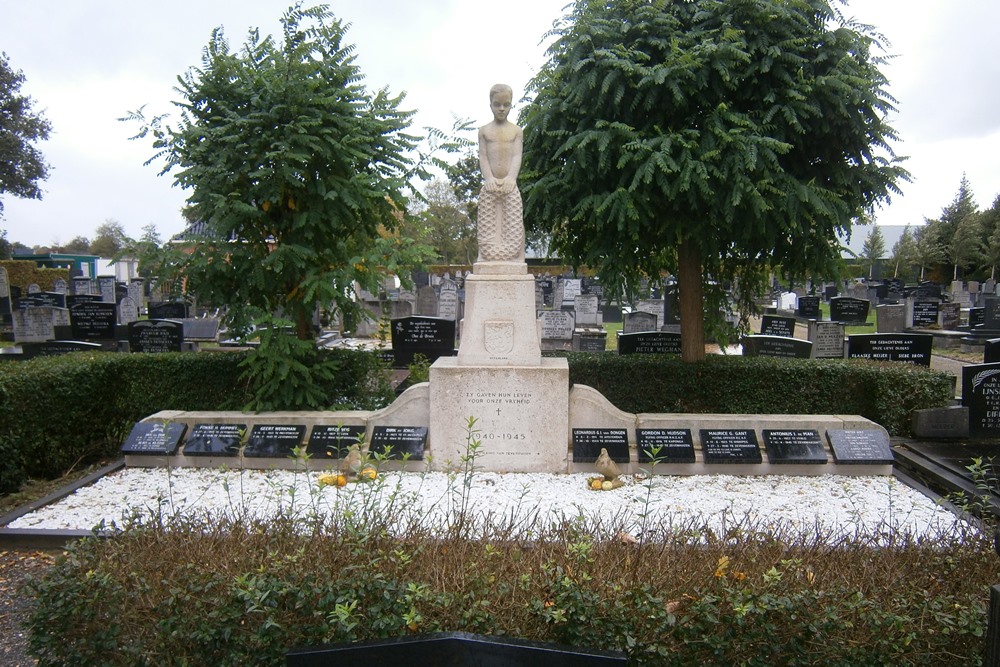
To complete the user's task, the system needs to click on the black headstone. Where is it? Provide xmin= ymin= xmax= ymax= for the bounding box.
xmin=826 ymin=429 xmax=893 ymax=464
xmin=912 ymin=282 xmax=942 ymax=298
xmin=617 ymin=331 xmax=681 ymax=355
xmin=796 ymin=296 xmax=820 ymax=319
xmin=741 ymin=335 xmax=813 ymax=359
xmin=572 ymin=428 xmax=629 ymax=463
xmin=390 ymin=317 xmax=456 ymax=366
xmin=183 ymin=423 xmax=245 ymax=457
xmin=370 ymin=426 xmax=427 ymax=460
xmin=986 ymin=339 xmax=1000 ymax=364
xmin=970 ymin=307 xmax=986 ymax=328
xmin=306 ymin=424 xmax=366 ymax=460
xmin=66 ymin=294 xmax=102 ymax=307
xmin=147 ymin=302 xmax=188 ymax=319
xmin=911 ymin=300 xmax=940 ymax=328
xmin=120 ymin=422 xmax=188 ymax=456
xmin=700 ymin=429 xmax=762 ymax=464
xmin=636 ymin=429 xmax=695 ymax=463
xmin=762 ymin=429 xmax=827 ymax=464
xmin=829 ymin=296 xmax=871 ymax=324
xmin=963 ymin=363 xmax=1000 ymax=436
xmin=760 ymin=315 xmax=796 ymax=337
xmin=181 ymin=317 xmax=220 ymax=341
xmin=128 ymin=319 xmax=184 ymax=353
xmin=244 ymin=424 xmax=306 ymax=458
xmin=986 ymin=298 xmax=1000 ymax=329
xmin=576 ymin=334 xmax=607 ymax=352
xmin=846 ymin=333 xmax=933 ymax=366
xmin=69 ymin=302 xmax=117 ymax=340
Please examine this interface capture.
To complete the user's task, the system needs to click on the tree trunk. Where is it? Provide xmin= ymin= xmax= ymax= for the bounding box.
xmin=678 ymin=239 xmax=705 ymax=362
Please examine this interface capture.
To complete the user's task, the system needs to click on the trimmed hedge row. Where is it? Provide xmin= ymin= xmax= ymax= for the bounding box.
xmin=565 ymin=353 xmax=954 ymax=436
xmin=0 ymin=350 xmax=393 ymax=492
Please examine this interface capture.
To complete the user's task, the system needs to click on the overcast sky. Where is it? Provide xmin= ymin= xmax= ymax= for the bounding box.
xmin=2 ymin=0 xmax=999 ymax=249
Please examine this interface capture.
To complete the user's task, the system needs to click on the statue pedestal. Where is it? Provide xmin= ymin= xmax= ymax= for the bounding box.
xmin=429 ymin=260 xmax=568 ymax=472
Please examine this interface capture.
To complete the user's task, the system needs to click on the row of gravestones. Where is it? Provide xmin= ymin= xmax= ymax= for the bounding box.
xmin=122 ymin=422 xmax=427 ymax=460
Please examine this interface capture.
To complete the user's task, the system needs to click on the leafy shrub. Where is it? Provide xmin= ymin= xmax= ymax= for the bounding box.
xmin=567 ymin=354 xmax=953 ymax=436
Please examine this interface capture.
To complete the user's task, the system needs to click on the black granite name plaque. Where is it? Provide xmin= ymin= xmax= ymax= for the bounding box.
xmin=970 ymin=307 xmax=986 ymax=328
xmin=741 ymin=335 xmax=813 ymax=358
xmin=307 ymin=424 xmax=366 ymax=459
xmin=390 ymin=316 xmax=456 ymax=366
xmin=700 ymin=429 xmax=762 ymax=464
xmin=572 ymin=428 xmax=629 ymax=463
xmin=846 ymin=333 xmax=932 ymax=366
xmin=576 ymin=334 xmax=607 ymax=352
xmin=370 ymin=426 xmax=426 ymax=460
xmin=762 ymin=429 xmax=827 ymax=464
xmin=796 ymin=296 xmax=820 ymax=319
xmin=129 ymin=319 xmax=183 ymax=353
xmin=183 ymin=423 xmax=246 ymax=457
xmin=69 ymin=302 xmax=117 ymax=340
xmin=20 ymin=340 xmax=104 ymax=357
xmin=963 ymin=363 xmax=1000 ymax=436
xmin=617 ymin=331 xmax=681 ymax=355
xmin=147 ymin=302 xmax=188 ymax=319
xmin=760 ymin=315 xmax=796 ymax=338
xmin=120 ymin=422 xmax=187 ymax=455
xmin=636 ymin=428 xmax=695 ymax=463
xmin=825 ymin=429 xmax=893 ymax=464
xmin=829 ymin=297 xmax=870 ymax=324
xmin=911 ymin=300 xmax=940 ymax=328
xmin=244 ymin=424 xmax=306 ymax=458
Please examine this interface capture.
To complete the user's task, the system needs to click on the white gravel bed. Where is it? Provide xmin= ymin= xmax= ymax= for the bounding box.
xmin=5 ymin=467 xmax=966 ymax=540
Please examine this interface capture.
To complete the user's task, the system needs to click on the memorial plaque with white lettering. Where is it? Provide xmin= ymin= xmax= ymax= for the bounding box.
xmin=244 ymin=424 xmax=307 ymax=458
xmin=829 ymin=296 xmax=870 ymax=324
xmin=963 ymin=363 xmax=1000 ymax=436
xmin=20 ymin=340 xmax=104 ymax=357
xmin=760 ymin=315 xmax=796 ymax=338
xmin=306 ymin=424 xmax=366 ymax=459
xmin=796 ymin=296 xmax=820 ymax=319
xmin=129 ymin=319 xmax=183 ymax=353
xmin=826 ymin=429 xmax=893 ymax=464
xmin=70 ymin=302 xmax=117 ymax=340
xmin=120 ymin=422 xmax=188 ymax=455
xmin=636 ymin=429 xmax=695 ymax=463
xmin=370 ymin=426 xmax=426 ymax=460
xmin=847 ymin=333 xmax=932 ymax=366
xmin=572 ymin=428 xmax=629 ymax=463
xmin=762 ymin=429 xmax=827 ymax=464
xmin=970 ymin=307 xmax=985 ymax=328
xmin=700 ymin=429 xmax=762 ymax=464
xmin=741 ymin=335 xmax=812 ymax=358
xmin=390 ymin=316 xmax=456 ymax=366
xmin=183 ymin=423 xmax=245 ymax=457
xmin=617 ymin=331 xmax=681 ymax=355
xmin=808 ymin=320 xmax=845 ymax=359
xmin=911 ymin=300 xmax=940 ymax=328
xmin=148 ymin=302 xmax=188 ymax=319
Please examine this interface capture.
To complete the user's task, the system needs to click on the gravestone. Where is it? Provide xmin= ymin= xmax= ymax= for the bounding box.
xmin=913 ymin=282 xmax=942 ymax=299
xmin=415 ymin=286 xmax=438 ymax=316
xmin=26 ymin=283 xmax=40 ymax=294
xmin=391 ymin=316 xmax=456 ymax=366
xmin=829 ymin=296 xmax=870 ymax=324
xmin=970 ymin=307 xmax=986 ymax=329
xmin=183 ymin=423 xmax=245 ymax=456
xmin=824 ymin=285 xmax=838 ymax=301
xmin=762 ymin=430 xmax=827 ymax=464
xmin=759 ymin=315 xmax=796 ymax=337
xmin=438 ymin=290 xmax=460 ymax=321
xmin=244 ymin=424 xmax=307 ymax=458
xmin=826 ymin=429 xmax=894 ymax=464
xmin=13 ymin=307 xmax=67 ymax=343
xmin=807 ymin=320 xmax=845 ymax=359
xmin=0 ymin=265 xmax=9 ymax=317
xmin=617 ymin=331 xmax=681 ymax=355
xmin=985 ymin=298 xmax=1000 ymax=329
xmin=70 ymin=302 xmax=117 ymax=340
xmin=796 ymin=296 xmax=820 ymax=319
xmin=574 ymin=294 xmax=601 ymax=325
xmin=306 ymin=424 xmax=366 ymax=459
xmin=180 ymin=317 xmax=220 ymax=341
xmin=66 ymin=294 xmax=102 ymax=307
xmin=741 ymin=335 xmax=813 ymax=358
xmin=370 ymin=425 xmax=426 ymax=460
xmin=72 ymin=276 xmax=93 ymax=296
xmin=572 ymin=428 xmax=629 ymax=463
xmin=634 ymin=299 xmax=664 ymax=328
xmin=911 ymin=406 xmax=969 ymax=439
xmin=97 ymin=276 xmax=116 ymax=303
xmin=777 ymin=291 xmax=796 ymax=310
xmin=20 ymin=340 xmax=103 ymax=357
xmin=118 ymin=296 xmax=139 ymax=325
xmin=700 ymin=429 xmax=762 ymax=464
xmin=940 ymin=302 xmax=961 ymax=330
xmin=910 ymin=299 xmax=940 ymax=328
xmin=622 ymin=311 xmax=657 ymax=334
xmin=574 ymin=332 xmax=606 ymax=351
xmin=963 ymin=363 xmax=1000 ymax=435
xmin=539 ymin=310 xmax=575 ymax=348
xmin=986 ymin=339 xmax=1000 ymax=364
xmin=847 ymin=333 xmax=933 ymax=366
xmin=129 ymin=319 xmax=183 ymax=353
xmin=148 ymin=302 xmax=188 ymax=320
xmin=561 ymin=278 xmax=582 ymax=306
xmin=875 ymin=304 xmax=905 ymax=333
xmin=120 ymin=422 xmax=187 ymax=455
xmin=636 ymin=428 xmax=695 ymax=463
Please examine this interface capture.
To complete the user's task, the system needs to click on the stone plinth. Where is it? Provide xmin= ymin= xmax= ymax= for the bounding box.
xmin=457 ymin=262 xmax=541 ymax=367
xmin=429 ymin=357 xmax=569 ymax=473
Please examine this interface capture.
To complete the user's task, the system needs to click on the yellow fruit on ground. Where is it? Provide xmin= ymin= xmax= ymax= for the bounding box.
xmin=601 ymin=481 xmax=614 ymax=491
xmin=589 ymin=478 xmax=603 ymax=491
xmin=334 ymin=474 xmax=347 ymax=487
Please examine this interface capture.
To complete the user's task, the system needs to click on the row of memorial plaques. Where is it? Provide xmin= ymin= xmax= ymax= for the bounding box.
xmin=122 ymin=422 xmax=428 ymax=460
xmin=571 ymin=427 xmax=893 ymax=465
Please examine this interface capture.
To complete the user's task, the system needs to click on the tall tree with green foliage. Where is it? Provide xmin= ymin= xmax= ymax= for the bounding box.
xmin=127 ymin=4 xmax=434 ymax=409
xmin=889 ymin=224 xmax=916 ymax=280
xmin=520 ymin=0 xmax=908 ymax=360
xmin=89 ymin=220 xmax=129 ymax=257
xmin=861 ymin=225 xmax=886 ymax=279
xmin=980 ymin=194 xmax=1000 ymax=281
xmin=912 ymin=222 xmax=944 ymax=281
xmin=934 ymin=175 xmax=980 ymax=280
xmin=413 ymin=179 xmax=476 ymax=265
xmin=0 ymin=52 xmax=51 ymax=217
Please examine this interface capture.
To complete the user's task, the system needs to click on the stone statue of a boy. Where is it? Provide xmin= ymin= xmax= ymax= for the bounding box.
xmin=477 ymin=83 xmax=524 ymax=263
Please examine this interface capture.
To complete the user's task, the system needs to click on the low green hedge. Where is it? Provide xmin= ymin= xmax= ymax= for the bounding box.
xmin=0 ymin=350 xmax=393 ymax=492
xmin=566 ymin=353 xmax=954 ymax=437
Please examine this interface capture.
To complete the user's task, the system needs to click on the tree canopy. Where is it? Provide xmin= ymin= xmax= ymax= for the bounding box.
xmin=521 ymin=0 xmax=908 ymax=357
xmin=0 ymin=52 xmax=51 ymax=217
xmin=861 ymin=225 xmax=886 ymax=278
xmin=128 ymin=4 xmax=433 ymax=408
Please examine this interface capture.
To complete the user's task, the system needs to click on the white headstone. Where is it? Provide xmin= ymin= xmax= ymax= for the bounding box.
xmin=561 ymin=279 xmax=582 ymax=306
xmin=438 ymin=291 xmax=460 ymax=321
xmin=53 ymin=278 xmax=68 ymax=294
xmin=13 ymin=307 xmax=58 ymax=342
xmin=574 ymin=294 xmax=601 ymax=325
xmin=118 ymin=296 xmax=139 ymax=325
xmin=634 ymin=299 xmax=665 ymax=329
xmin=539 ymin=310 xmax=575 ymax=340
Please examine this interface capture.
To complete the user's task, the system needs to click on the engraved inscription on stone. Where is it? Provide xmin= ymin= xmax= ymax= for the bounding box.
xmin=636 ymin=428 xmax=695 ymax=463
xmin=572 ymin=428 xmax=629 ymax=463
xmin=700 ymin=429 xmax=762 ymax=464
xmin=762 ymin=429 xmax=827 ymax=464
xmin=370 ymin=426 xmax=427 ymax=460
xmin=183 ymin=423 xmax=245 ymax=457
xmin=120 ymin=422 xmax=187 ymax=455
xmin=825 ymin=429 xmax=893 ymax=464
xmin=307 ymin=424 xmax=366 ymax=459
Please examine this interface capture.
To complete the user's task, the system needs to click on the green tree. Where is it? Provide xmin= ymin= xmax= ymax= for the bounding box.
xmin=936 ymin=175 xmax=980 ymax=280
xmin=889 ymin=224 xmax=916 ymax=280
xmin=0 ymin=52 xmax=51 ymax=217
xmin=912 ymin=222 xmax=944 ymax=281
xmin=60 ymin=236 xmax=91 ymax=254
xmin=89 ymin=220 xmax=129 ymax=257
xmin=861 ymin=225 xmax=886 ymax=279
xmin=0 ymin=229 xmax=11 ymax=259
xmin=127 ymin=4 xmax=432 ymax=409
xmin=948 ymin=210 xmax=983 ymax=281
xmin=520 ymin=0 xmax=907 ymax=360
xmin=415 ymin=179 xmax=476 ymax=265
xmin=980 ymin=195 xmax=1000 ymax=281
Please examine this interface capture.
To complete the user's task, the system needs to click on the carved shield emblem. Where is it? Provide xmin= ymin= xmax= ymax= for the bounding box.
xmin=484 ymin=320 xmax=514 ymax=356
